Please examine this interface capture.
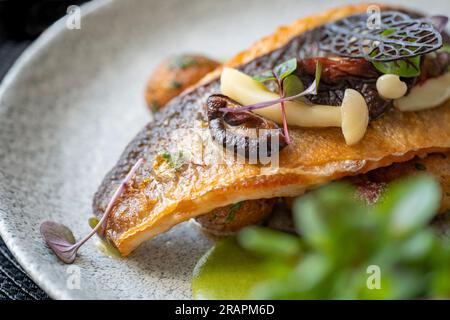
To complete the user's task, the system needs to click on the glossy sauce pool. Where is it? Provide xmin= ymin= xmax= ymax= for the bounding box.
xmin=192 ymin=237 xmax=267 ymax=299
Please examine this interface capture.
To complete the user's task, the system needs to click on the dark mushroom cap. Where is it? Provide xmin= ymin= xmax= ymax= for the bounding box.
xmin=206 ymin=94 xmax=287 ymax=163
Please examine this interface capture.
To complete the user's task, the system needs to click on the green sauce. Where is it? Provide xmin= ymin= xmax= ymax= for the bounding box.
xmin=88 ymin=216 xmax=121 ymax=259
xmin=95 ymin=238 xmax=122 ymax=259
xmin=192 ymin=237 xmax=268 ymax=300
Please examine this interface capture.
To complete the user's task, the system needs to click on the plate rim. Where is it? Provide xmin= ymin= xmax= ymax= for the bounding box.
xmin=0 ymin=0 xmax=113 ymax=300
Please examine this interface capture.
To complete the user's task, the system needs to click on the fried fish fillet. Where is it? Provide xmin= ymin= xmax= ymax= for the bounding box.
xmin=94 ymin=4 xmax=450 ymax=255
xmin=198 ymin=152 xmax=450 ymax=235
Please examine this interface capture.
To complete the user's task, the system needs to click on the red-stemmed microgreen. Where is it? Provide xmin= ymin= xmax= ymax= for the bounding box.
xmin=40 ymin=158 xmax=144 ymax=264
xmin=221 ymin=59 xmax=322 ymax=144
xmin=220 ymin=78 xmax=317 ymax=113
xmin=273 ymin=58 xmax=297 ymax=81
xmin=273 ymin=60 xmax=296 ymax=144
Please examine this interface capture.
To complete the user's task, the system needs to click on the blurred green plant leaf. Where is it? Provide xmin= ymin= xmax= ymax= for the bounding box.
xmin=375 ymin=175 xmax=441 ymax=237
xmin=238 ymin=226 xmax=301 ymax=258
xmin=194 ymin=174 xmax=449 ymax=300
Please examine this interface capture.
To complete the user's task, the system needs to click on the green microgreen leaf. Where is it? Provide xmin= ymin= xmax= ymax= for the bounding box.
xmin=273 ymin=58 xmax=297 ymax=82
xmin=315 ymin=60 xmax=322 ymax=91
xmin=372 ymin=56 xmax=421 ymax=77
xmin=252 ymin=70 xmax=276 ymax=83
xmin=370 ymin=26 xmax=431 ymax=77
xmin=249 ymin=58 xmax=300 ymax=145
xmin=253 ymin=58 xmax=298 ymax=83
xmin=283 ymin=74 xmax=305 ymax=102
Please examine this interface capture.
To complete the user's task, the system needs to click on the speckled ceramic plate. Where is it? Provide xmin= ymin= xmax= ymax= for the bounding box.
xmin=0 ymin=0 xmax=448 ymax=300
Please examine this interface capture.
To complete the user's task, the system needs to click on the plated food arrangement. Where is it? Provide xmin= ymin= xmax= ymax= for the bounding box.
xmin=40 ymin=3 xmax=450 ymax=299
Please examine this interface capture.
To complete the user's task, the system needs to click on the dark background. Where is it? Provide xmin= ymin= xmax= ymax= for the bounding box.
xmin=0 ymin=0 xmax=89 ymax=300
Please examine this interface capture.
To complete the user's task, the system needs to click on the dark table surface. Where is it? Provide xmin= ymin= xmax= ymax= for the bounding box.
xmin=0 ymin=0 xmax=90 ymax=301
xmin=0 ymin=35 xmax=50 ymax=301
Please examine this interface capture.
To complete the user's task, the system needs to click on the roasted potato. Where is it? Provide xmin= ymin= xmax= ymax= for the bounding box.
xmin=363 ymin=153 xmax=450 ymax=213
xmin=195 ymin=199 xmax=277 ymax=235
xmin=145 ymin=54 xmax=219 ymax=112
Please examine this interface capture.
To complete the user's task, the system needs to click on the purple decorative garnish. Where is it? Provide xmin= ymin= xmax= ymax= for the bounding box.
xmin=320 ymin=11 xmax=443 ymax=62
xmin=40 ymin=158 xmax=144 ymax=264
xmin=430 ymin=15 xmax=449 ymax=33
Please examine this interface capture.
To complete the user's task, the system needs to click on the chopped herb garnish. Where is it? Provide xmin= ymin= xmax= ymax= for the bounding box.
xmin=171 ymin=81 xmax=182 ymax=89
xmin=415 ymin=162 xmax=427 ymax=171
xmin=169 ymin=55 xmax=198 ymax=69
xmin=161 ymin=151 xmax=171 ymax=160
xmin=150 ymin=101 xmax=160 ymax=113
xmin=224 ymin=211 xmax=236 ymax=224
xmin=88 ymin=217 xmax=99 ymax=229
xmin=160 ymin=150 xmax=184 ymax=169
xmin=225 ymin=201 xmax=243 ymax=224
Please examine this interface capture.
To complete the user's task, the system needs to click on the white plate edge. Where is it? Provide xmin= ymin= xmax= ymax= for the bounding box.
xmin=0 ymin=0 xmax=114 ymax=300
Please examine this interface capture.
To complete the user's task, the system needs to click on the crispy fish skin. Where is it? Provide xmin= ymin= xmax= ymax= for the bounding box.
xmin=94 ymin=4 xmax=450 ymax=255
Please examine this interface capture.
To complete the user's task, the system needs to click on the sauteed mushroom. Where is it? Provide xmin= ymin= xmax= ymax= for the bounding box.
xmin=206 ymin=94 xmax=288 ymax=162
